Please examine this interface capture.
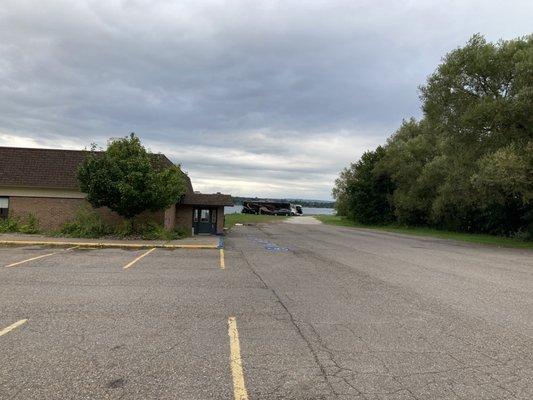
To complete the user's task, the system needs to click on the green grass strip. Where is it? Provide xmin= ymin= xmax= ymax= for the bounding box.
xmin=315 ymin=215 xmax=533 ymax=249
xmin=225 ymin=213 xmax=289 ymax=228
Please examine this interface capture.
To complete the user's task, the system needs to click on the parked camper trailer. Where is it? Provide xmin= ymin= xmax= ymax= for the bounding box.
xmin=242 ymin=201 xmax=298 ymax=216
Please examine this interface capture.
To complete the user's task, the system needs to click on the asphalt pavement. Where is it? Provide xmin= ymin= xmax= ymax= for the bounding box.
xmin=1 ymin=218 xmax=532 ymax=399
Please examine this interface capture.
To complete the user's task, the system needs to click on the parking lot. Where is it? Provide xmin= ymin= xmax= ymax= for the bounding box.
xmin=1 ymin=245 xmax=241 ymax=399
xmin=1 ymin=220 xmax=533 ymax=399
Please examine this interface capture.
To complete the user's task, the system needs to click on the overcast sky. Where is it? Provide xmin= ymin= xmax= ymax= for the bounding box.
xmin=0 ymin=1 xmax=531 ymax=200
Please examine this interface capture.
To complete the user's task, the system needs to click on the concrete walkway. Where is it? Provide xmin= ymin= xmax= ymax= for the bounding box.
xmin=0 ymin=233 xmax=221 ymax=249
xmin=284 ymin=216 xmax=322 ymax=225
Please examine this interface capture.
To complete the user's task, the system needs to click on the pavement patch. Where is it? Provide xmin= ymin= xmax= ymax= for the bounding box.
xmin=106 ymin=378 xmax=126 ymax=389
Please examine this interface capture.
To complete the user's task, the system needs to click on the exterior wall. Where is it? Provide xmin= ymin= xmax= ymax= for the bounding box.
xmin=216 ymin=206 xmax=225 ymax=235
xmin=9 ymin=196 xmax=86 ymax=230
xmin=7 ymin=196 xmax=166 ymax=231
xmin=180 ymin=206 xmax=225 ymax=235
xmin=164 ymin=205 xmax=176 ymax=230
xmin=134 ymin=209 xmax=166 ymax=226
xmin=175 ymin=204 xmax=193 ymax=234
xmin=0 ymin=186 xmax=85 ymax=199
xmin=3 ymin=187 xmax=223 ymax=235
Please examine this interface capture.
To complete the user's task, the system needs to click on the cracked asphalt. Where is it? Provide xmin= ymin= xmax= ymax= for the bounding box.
xmin=1 ymin=218 xmax=532 ymax=399
xmin=226 ymin=219 xmax=533 ymax=399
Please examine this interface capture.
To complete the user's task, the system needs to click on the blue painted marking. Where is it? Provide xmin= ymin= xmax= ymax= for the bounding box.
xmin=265 ymin=245 xmax=289 ymax=252
xmin=247 ymin=236 xmax=289 ymax=252
xmin=218 ymin=237 xmax=224 ymax=249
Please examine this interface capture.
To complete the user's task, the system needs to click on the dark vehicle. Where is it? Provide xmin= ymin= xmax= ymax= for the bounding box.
xmin=242 ymin=201 xmax=293 ymax=216
xmin=275 ymin=208 xmax=292 ymax=216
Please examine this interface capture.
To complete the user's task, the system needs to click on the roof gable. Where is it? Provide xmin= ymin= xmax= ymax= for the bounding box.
xmin=181 ymin=193 xmax=234 ymax=206
xmin=0 ymin=146 xmax=193 ymax=193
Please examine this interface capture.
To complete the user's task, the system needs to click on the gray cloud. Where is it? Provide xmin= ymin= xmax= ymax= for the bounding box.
xmin=1 ymin=0 xmax=532 ymax=199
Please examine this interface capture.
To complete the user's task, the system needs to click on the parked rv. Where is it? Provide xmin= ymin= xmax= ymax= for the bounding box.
xmin=242 ymin=201 xmax=295 ymax=216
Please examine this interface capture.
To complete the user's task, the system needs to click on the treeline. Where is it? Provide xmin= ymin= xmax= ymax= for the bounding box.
xmin=333 ymin=35 xmax=532 ymax=239
xmin=233 ymin=197 xmax=335 ymax=208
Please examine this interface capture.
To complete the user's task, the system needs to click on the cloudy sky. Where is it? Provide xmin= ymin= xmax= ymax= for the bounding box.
xmin=0 ymin=1 xmax=531 ymax=199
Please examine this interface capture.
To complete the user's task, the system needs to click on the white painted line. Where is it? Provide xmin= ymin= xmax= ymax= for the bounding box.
xmin=0 ymin=319 xmax=28 ymax=337
xmin=5 ymin=252 xmax=57 ymax=268
xmin=4 ymin=246 xmax=78 ymax=268
xmin=123 ymin=248 xmax=156 ymax=270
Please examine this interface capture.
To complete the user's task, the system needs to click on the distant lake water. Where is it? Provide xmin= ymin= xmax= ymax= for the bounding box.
xmin=225 ymin=205 xmax=336 ymax=215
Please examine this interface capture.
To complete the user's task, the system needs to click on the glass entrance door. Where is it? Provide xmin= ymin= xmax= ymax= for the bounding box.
xmin=193 ymin=208 xmax=217 ymax=234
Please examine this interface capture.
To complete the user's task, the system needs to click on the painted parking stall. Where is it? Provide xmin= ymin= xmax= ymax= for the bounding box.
xmin=4 ymin=219 xmax=530 ymax=399
xmin=0 ymin=240 xmax=254 ymax=400
xmin=3 ymin=246 xmax=79 ymax=268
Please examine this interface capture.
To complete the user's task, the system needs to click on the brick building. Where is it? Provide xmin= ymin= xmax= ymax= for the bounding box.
xmin=0 ymin=147 xmax=233 ymax=235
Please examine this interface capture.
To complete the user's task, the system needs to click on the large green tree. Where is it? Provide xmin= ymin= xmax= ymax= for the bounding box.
xmin=419 ymin=34 xmax=533 ymax=234
xmin=332 ymin=162 xmax=357 ymax=217
xmin=333 ymin=146 xmax=394 ymax=224
xmin=378 ymin=118 xmax=440 ymax=226
xmin=333 ymin=34 xmax=533 ymax=237
xmin=78 ymin=133 xmax=187 ymax=222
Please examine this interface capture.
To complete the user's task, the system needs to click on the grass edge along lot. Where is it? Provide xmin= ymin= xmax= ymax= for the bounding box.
xmin=224 ymin=213 xmax=289 ymax=228
xmin=315 ymin=215 xmax=533 ymax=249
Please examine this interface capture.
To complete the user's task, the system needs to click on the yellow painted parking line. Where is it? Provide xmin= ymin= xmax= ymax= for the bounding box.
xmin=4 ymin=246 xmax=78 ymax=268
xmin=123 ymin=247 xmax=156 ymax=270
xmin=220 ymin=249 xmax=226 ymax=269
xmin=5 ymin=252 xmax=57 ymax=268
xmin=228 ymin=317 xmax=249 ymax=400
xmin=0 ymin=319 xmax=28 ymax=337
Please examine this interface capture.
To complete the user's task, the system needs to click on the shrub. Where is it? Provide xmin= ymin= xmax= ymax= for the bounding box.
xmin=139 ymin=222 xmax=171 ymax=240
xmin=114 ymin=220 xmax=188 ymax=240
xmin=0 ymin=214 xmax=40 ymax=234
xmin=114 ymin=220 xmax=135 ymax=238
xmin=139 ymin=222 xmax=189 ymax=240
xmin=0 ymin=218 xmax=20 ymax=233
xmin=173 ymin=225 xmax=190 ymax=239
xmin=19 ymin=213 xmax=40 ymax=234
xmin=58 ymin=207 xmax=111 ymax=238
xmin=57 ymin=207 xmax=190 ymax=240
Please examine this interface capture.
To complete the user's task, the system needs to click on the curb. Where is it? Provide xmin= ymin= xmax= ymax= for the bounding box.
xmin=0 ymin=240 xmax=219 ymax=250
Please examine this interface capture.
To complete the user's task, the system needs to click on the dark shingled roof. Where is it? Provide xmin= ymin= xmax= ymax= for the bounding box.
xmin=0 ymin=146 xmax=193 ymax=193
xmin=181 ymin=193 xmax=234 ymax=206
xmin=1 ymin=147 xmax=88 ymax=189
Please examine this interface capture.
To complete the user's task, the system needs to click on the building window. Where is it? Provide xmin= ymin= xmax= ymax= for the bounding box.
xmin=0 ymin=197 xmax=8 ymax=220
xmin=200 ymin=209 xmax=210 ymax=222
